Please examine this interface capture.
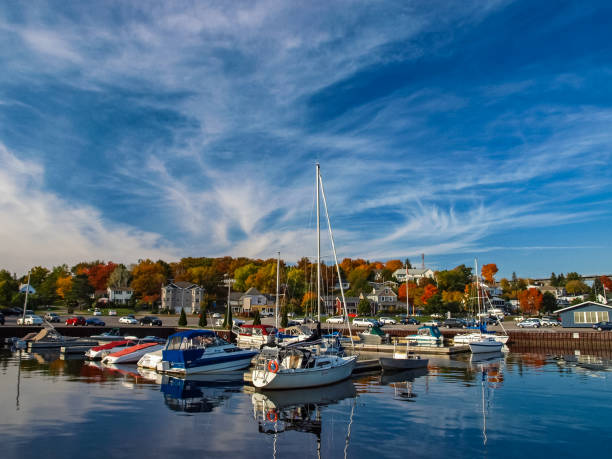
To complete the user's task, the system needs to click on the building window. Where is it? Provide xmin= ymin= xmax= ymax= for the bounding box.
xmin=574 ymin=311 xmax=609 ymax=323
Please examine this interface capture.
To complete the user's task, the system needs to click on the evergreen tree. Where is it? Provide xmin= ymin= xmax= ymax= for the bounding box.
xmin=281 ymin=308 xmax=288 ymax=328
xmin=178 ymin=308 xmax=187 ymax=326
xmin=541 ymin=292 xmax=557 ymax=313
xmin=223 ymin=306 xmax=233 ymax=329
xmin=253 ymin=309 xmax=261 ymax=325
xmin=198 ymin=311 xmax=207 ymax=327
xmin=358 ymin=298 xmax=371 ymax=316
xmin=550 ymin=272 xmax=557 ymax=287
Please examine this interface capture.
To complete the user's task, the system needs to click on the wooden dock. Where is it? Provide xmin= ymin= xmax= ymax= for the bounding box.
xmin=352 ymin=343 xmax=470 ymax=355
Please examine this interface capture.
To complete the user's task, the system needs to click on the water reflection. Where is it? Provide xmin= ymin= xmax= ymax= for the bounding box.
xmin=378 ymin=367 xmax=428 ymax=401
xmin=252 ymin=379 xmax=357 ymax=457
xmin=161 ymin=373 xmax=243 ymax=413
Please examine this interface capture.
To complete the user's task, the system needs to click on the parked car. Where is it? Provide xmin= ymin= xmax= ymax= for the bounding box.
xmin=93 ymin=309 xmax=102 ymax=316
xmin=18 ymin=314 xmax=44 ymax=325
xmin=326 ymin=316 xmax=345 ymax=324
xmin=423 ymin=319 xmax=442 ymax=327
xmin=65 ymin=316 xmax=86 ymax=326
xmin=0 ymin=312 xmax=4 ymax=325
xmin=108 ymin=310 xmax=117 ymax=316
xmin=139 ymin=316 xmax=163 ymax=326
xmin=86 ymin=317 xmax=106 ymax=326
xmin=540 ymin=317 xmax=561 ymax=327
xmin=294 ymin=317 xmax=314 ymax=324
xmin=119 ymin=316 xmax=138 ymax=324
xmin=443 ymin=318 xmax=467 ymax=329
xmin=592 ymin=321 xmax=612 ymax=331
xmin=44 ymin=312 xmax=61 ymax=323
xmin=212 ymin=312 xmax=222 ymax=319
xmin=517 ymin=318 xmax=541 ymax=328
xmin=379 ymin=317 xmax=397 ymax=325
xmin=401 ymin=317 xmax=420 ymax=325
xmin=353 ymin=318 xmax=377 ymax=327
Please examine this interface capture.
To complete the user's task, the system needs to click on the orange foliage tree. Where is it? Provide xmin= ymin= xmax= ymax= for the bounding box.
xmin=385 ymin=260 xmax=404 ymax=272
xmin=56 ymin=276 xmax=72 ymax=299
xmin=518 ymin=288 xmax=543 ymax=315
xmin=87 ymin=262 xmax=117 ymax=290
xmin=481 ymin=264 xmax=499 ymax=284
xmin=131 ymin=260 xmax=167 ymax=304
xmin=600 ymin=275 xmax=612 ymax=291
xmin=421 ymin=284 xmax=438 ymax=304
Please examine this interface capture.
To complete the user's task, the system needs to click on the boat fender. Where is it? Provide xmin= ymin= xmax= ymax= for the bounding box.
xmin=267 ymin=360 xmax=279 ymax=373
xmin=266 ymin=410 xmax=278 ymax=422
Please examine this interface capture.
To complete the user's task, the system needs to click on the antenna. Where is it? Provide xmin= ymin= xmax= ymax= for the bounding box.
xmin=421 ymin=253 xmax=425 ymax=269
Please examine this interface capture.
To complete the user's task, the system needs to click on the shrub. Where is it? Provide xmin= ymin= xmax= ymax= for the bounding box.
xmin=178 ymin=308 xmax=187 ymax=327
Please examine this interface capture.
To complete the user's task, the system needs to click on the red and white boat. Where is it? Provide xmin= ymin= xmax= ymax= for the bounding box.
xmin=234 ymin=324 xmax=277 ymax=347
xmin=85 ymin=340 xmax=135 ymax=360
xmin=102 ymin=342 xmax=164 ymax=364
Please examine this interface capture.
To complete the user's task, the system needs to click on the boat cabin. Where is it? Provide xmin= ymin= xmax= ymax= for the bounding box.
xmin=236 ymin=324 xmax=277 ymax=337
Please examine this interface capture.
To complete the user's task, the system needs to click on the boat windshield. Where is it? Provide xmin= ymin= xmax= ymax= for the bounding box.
xmin=166 ymin=335 xmax=228 ymax=350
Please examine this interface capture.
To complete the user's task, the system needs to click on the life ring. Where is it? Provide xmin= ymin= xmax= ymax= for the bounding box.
xmin=266 ymin=410 xmax=278 ymax=422
xmin=267 ymin=360 xmax=279 ymax=373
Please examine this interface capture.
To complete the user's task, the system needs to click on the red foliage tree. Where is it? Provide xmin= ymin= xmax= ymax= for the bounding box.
xmin=518 ymin=288 xmax=543 ymax=315
xmin=87 ymin=262 xmax=117 ymax=290
xmin=421 ymin=284 xmax=438 ymax=304
xmin=600 ymin=275 xmax=612 ymax=291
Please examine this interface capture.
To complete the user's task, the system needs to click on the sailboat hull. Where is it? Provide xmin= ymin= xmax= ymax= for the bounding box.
xmin=469 ymin=340 xmax=503 ymax=353
xmin=252 ymin=355 xmax=357 ymax=390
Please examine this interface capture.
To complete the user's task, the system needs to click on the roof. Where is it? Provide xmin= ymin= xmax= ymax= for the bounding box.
xmin=168 ymin=330 xmax=216 ymax=340
xmin=553 ymin=301 xmax=612 ymax=314
xmin=243 ymin=287 xmax=263 ymax=296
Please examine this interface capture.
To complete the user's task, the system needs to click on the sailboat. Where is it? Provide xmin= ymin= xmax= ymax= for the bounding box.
xmin=465 ymin=259 xmax=503 ymax=354
xmin=251 ymin=164 xmax=357 ymax=390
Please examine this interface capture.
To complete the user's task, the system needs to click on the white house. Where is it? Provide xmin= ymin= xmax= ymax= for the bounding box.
xmin=162 ymin=281 xmax=204 ymax=314
xmin=106 ymin=286 xmax=133 ymax=305
xmin=393 ymin=268 xmax=435 ymax=283
xmin=239 ymin=287 xmax=269 ymax=314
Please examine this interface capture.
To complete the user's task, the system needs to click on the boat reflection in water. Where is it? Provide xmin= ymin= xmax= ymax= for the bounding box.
xmin=252 ymin=379 xmax=357 ymax=456
xmin=469 ymin=351 xmax=505 ymax=445
xmin=160 ymin=372 xmax=243 ymax=413
xmin=379 ymin=367 xmax=428 ymax=401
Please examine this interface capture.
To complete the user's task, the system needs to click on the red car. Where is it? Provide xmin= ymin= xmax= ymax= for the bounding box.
xmin=65 ymin=316 xmax=86 ymax=326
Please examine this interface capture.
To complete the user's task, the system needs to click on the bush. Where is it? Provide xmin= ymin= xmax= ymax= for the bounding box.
xmin=198 ymin=312 xmax=207 ymax=327
xmin=223 ymin=307 xmax=233 ymax=329
xmin=281 ymin=308 xmax=288 ymax=328
xmin=178 ymin=308 xmax=187 ymax=327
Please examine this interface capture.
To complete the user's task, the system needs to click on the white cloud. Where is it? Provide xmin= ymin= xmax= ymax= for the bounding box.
xmin=0 ymin=144 xmax=179 ymax=274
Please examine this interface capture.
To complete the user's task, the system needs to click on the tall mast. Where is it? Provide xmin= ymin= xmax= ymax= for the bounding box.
xmin=405 ymin=262 xmax=409 ymax=317
xmin=475 ymin=258 xmax=481 ymax=316
xmin=21 ymin=270 xmax=31 ymax=326
xmin=275 ymin=251 xmax=280 ymax=329
xmin=316 ymin=163 xmax=321 ymax=322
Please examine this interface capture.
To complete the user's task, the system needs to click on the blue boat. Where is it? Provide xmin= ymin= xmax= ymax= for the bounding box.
xmin=157 ymin=330 xmax=259 ymax=375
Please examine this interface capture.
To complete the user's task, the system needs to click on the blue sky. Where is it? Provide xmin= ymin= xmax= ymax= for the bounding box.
xmin=1 ymin=0 xmax=611 ymax=279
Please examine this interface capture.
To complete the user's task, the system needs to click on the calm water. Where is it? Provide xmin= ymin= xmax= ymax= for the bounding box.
xmin=1 ymin=346 xmax=610 ymax=459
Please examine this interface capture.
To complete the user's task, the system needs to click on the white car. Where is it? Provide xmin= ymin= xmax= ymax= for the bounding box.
xmin=93 ymin=309 xmax=102 ymax=316
xmin=212 ymin=312 xmax=222 ymax=319
xmin=517 ymin=318 xmax=541 ymax=328
xmin=379 ymin=317 xmax=397 ymax=325
xmin=326 ymin=316 xmax=345 ymax=324
xmin=353 ymin=318 xmax=375 ymax=327
xmin=17 ymin=314 xmax=44 ymax=325
xmin=119 ymin=316 xmax=138 ymax=324
xmin=108 ymin=310 xmax=117 ymax=316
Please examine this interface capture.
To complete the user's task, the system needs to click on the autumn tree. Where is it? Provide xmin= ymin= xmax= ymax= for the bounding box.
xmin=384 ymin=259 xmax=404 ymax=272
xmin=421 ymin=284 xmax=438 ymax=304
xmin=436 ymin=265 xmax=472 ymax=292
xmin=131 ymin=259 xmax=167 ymax=305
xmin=518 ymin=288 xmax=543 ymax=315
xmin=108 ymin=264 xmax=131 ymax=289
xmin=347 ymin=265 xmax=371 ymax=296
xmin=56 ymin=275 xmax=73 ymax=299
xmin=234 ymin=263 xmax=258 ymax=292
xmin=287 ymin=268 xmax=306 ymax=300
xmin=565 ymin=280 xmax=589 ymax=295
xmin=87 ymin=262 xmax=118 ymax=291
xmin=600 ymin=276 xmax=612 ymax=291
xmin=481 ymin=264 xmax=498 ymax=284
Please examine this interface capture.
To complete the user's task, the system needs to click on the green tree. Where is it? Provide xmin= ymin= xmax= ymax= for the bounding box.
xmin=66 ymin=274 xmax=94 ymax=309
xmin=0 ymin=270 xmax=18 ymax=306
xmin=234 ymin=263 xmax=258 ymax=291
xmin=566 ymin=272 xmax=582 ymax=282
xmin=541 ymin=292 xmax=557 ymax=313
xmin=437 ymin=265 xmax=472 ymax=292
xmin=287 ymin=267 xmax=306 ymax=300
xmin=223 ymin=306 xmax=233 ymax=329
xmin=565 ymin=280 xmax=589 ymax=295
xmin=347 ymin=266 xmax=371 ymax=296
xmin=108 ymin=264 xmax=131 ymax=288
xmin=178 ymin=308 xmax=187 ymax=326
xmin=357 ymin=298 xmax=371 ymax=316
xmin=253 ymin=309 xmax=261 ymax=325
xmin=198 ymin=301 xmax=208 ymax=327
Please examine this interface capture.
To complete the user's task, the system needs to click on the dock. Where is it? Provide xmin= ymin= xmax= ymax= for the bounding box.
xmin=352 ymin=343 xmax=470 ymax=355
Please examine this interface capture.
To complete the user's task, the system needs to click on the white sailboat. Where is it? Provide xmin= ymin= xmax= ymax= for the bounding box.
xmin=251 ymin=164 xmax=357 ymax=390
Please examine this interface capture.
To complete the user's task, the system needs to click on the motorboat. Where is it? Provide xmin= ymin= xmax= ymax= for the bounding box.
xmin=277 ymin=325 xmax=313 ymax=345
xmin=251 ymin=344 xmax=357 ymax=390
xmin=156 ymin=330 xmax=259 ymax=375
xmin=85 ymin=340 xmax=135 ymax=360
xmin=91 ymin=328 xmax=135 ymax=344
xmin=379 ymin=343 xmax=429 ymax=371
xmin=234 ymin=324 xmax=277 ymax=347
xmin=453 ymin=332 xmax=508 ymax=345
xmin=407 ymin=325 xmax=443 ymax=346
xmin=102 ymin=342 xmax=165 ymax=364
xmin=469 ymin=336 xmax=504 ymax=353
xmin=137 ymin=349 xmax=163 ymax=369
xmin=358 ymin=325 xmax=389 ymax=345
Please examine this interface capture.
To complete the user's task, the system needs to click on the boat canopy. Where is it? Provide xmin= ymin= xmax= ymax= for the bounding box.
xmin=168 ymin=330 xmax=216 ymax=340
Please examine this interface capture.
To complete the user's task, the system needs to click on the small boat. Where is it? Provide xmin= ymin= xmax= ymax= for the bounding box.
xmin=251 ymin=344 xmax=357 ymax=390
xmin=358 ymin=325 xmax=389 ymax=345
xmin=137 ymin=349 xmax=163 ymax=369
xmin=91 ymin=328 xmax=132 ymax=344
xmin=157 ymin=330 xmax=259 ymax=375
xmin=102 ymin=342 xmax=165 ymax=364
xmin=234 ymin=324 xmax=277 ymax=347
xmin=379 ymin=343 xmax=428 ymax=371
xmin=453 ymin=332 xmax=508 ymax=345
xmin=277 ymin=325 xmax=313 ymax=345
xmin=85 ymin=340 xmax=135 ymax=360
xmin=469 ymin=336 xmax=504 ymax=353
xmin=407 ymin=325 xmax=443 ymax=346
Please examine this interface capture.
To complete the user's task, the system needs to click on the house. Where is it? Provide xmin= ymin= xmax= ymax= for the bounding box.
xmin=228 ymin=291 xmax=244 ymax=314
xmin=554 ymin=301 xmax=612 ymax=328
xmin=322 ymin=295 xmax=360 ymax=316
xmin=161 ymin=281 xmax=204 ymax=314
xmin=392 ymin=268 xmax=435 ymax=283
xmin=367 ymin=286 xmax=398 ymax=311
xmin=239 ymin=287 xmax=269 ymax=314
xmin=527 ymin=284 xmax=567 ymax=298
xmin=106 ymin=287 xmax=133 ymax=305
xmin=334 ymin=281 xmax=350 ymax=291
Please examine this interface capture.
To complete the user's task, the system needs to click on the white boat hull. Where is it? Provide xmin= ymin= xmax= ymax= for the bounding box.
xmin=158 ymin=354 xmax=256 ymax=375
xmin=469 ymin=340 xmax=504 ymax=353
xmin=103 ymin=344 xmax=164 ymax=364
xmin=454 ymin=333 xmax=508 ymax=345
xmin=137 ymin=349 xmax=163 ymax=369
xmin=252 ymin=355 xmax=357 ymax=390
